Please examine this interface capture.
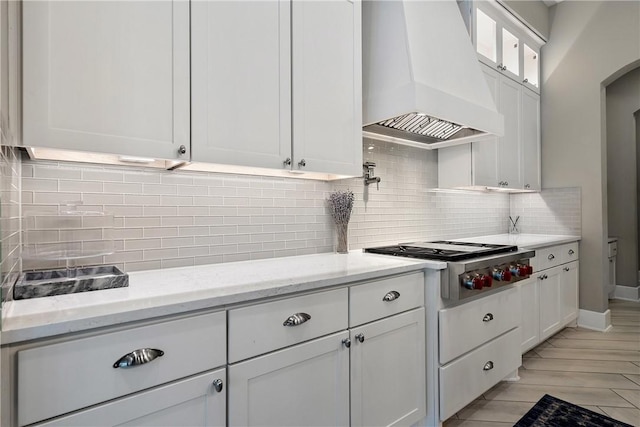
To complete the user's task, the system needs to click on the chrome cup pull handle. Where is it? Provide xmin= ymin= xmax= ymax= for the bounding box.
xmin=283 ymin=312 xmax=311 ymax=327
xmin=483 ymin=361 xmax=494 ymax=371
xmin=483 ymin=313 xmax=494 ymax=322
xmin=113 ymin=348 xmax=164 ymax=369
xmin=383 ymin=290 xmax=401 ymax=302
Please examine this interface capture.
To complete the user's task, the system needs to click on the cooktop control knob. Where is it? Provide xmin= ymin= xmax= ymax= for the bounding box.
xmin=481 ymin=274 xmax=493 ymax=287
xmin=462 ymin=275 xmax=483 ymax=290
xmin=510 ymin=264 xmax=530 ymax=277
xmin=492 ymin=268 xmax=512 ymax=281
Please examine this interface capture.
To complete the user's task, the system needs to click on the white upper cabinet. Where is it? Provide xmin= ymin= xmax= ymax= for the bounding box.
xmin=521 ymin=86 xmax=541 ymax=191
xmin=190 ymin=1 xmax=292 ymax=170
xmin=473 ymin=1 xmax=541 ymax=93
xmin=291 ymin=0 xmax=362 ymax=176
xmin=22 ymin=1 xmax=190 ymax=161
xmin=190 ymin=0 xmax=362 ymax=178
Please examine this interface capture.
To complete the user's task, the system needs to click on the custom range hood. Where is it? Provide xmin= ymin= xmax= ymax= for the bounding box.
xmin=363 ymin=0 xmax=504 ymax=149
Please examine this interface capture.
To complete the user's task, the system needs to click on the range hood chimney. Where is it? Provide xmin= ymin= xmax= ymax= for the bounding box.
xmin=362 ymin=0 xmax=504 ymax=149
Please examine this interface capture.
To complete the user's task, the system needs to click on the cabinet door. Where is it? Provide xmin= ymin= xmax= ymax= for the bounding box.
xmin=473 ymin=66 xmax=500 ymax=187
xmin=561 ymin=261 xmax=579 ymax=325
xmin=539 ymin=265 xmax=563 ymax=341
xmin=518 ymin=278 xmax=540 ymax=353
xmin=350 ymin=308 xmax=426 ymax=427
xmin=497 ymin=75 xmax=523 ymax=189
xmin=34 ymin=369 xmax=226 ymax=427
xmin=291 ymin=0 xmax=362 ymax=176
xmin=22 ymin=1 xmax=190 ymax=161
xmin=228 ymin=331 xmax=349 ymax=427
xmin=521 ymin=87 xmax=540 ymax=191
xmin=191 ymin=0 xmax=292 ymax=170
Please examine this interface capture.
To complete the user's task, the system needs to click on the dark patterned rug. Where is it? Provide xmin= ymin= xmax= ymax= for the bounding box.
xmin=514 ymin=394 xmax=634 ymax=427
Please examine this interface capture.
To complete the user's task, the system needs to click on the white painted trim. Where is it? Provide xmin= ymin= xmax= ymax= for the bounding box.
xmin=613 ymin=285 xmax=640 ymax=301
xmin=577 ymin=309 xmax=612 ymax=332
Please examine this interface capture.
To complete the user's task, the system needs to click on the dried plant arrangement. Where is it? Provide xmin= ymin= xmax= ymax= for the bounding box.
xmin=327 ymin=190 xmax=354 ymax=253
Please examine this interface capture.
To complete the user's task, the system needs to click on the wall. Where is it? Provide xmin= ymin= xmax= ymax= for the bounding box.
xmin=19 ymin=139 xmax=510 ymax=274
xmin=510 ymin=187 xmax=581 ymax=235
xmin=606 ymin=68 xmax=640 ymax=289
xmin=542 ymin=0 xmax=640 ymax=313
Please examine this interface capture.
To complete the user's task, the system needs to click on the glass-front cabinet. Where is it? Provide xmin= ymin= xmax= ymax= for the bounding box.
xmin=471 ymin=1 xmax=542 ymax=93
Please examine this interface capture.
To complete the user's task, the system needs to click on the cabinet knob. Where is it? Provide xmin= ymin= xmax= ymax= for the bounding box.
xmin=505 ymin=181 xmax=509 ymax=186
xmin=523 ymin=78 xmax=529 ymax=84
xmin=382 ymin=290 xmax=400 ymax=302
xmin=544 ymin=274 xmax=548 ymax=279
xmin=568 ymin=249 xmax=575 ymax=255
xmin=525 ymin=184 xmax=531 ymax=189
xmin=212 ymin=379 xmax=224 ymax=393
xmin=355 ymin=333 xmax=365 ymax=343
xmin=283 ymin=157 xmax=292 ymax=166
xmin=563 ymin=267 xmax=570 ymax=272
xmin=342 ymin=338 xmax=351 ymax=348
xmin=113 ymin=348 xmax=164 ymax=369
xmin=483 ymin=313 xmax=494 ymax=322
xmin=548 ymin=254 xmax=555 ymax=260
xmin=298 ymin=159 xmax=306 ymax=168
xmin=178 ymin=145 xmax=187 ymax=156
xmin=483 ymin=361 xmax=494 ymax=371
xmin=283 ymin=312 xmax=311 ymax=327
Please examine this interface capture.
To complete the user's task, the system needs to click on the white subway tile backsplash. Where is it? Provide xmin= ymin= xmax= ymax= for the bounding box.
xmin=17 ymin=140 xmax=581 ymax=274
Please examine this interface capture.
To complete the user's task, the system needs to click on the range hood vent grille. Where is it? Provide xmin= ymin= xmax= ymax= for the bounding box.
xmin=378 ymin=113 xmax=462 ymax=140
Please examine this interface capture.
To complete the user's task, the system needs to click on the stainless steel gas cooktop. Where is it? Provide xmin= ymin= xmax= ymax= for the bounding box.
xmin=363 ymin=240 xmax=518 ymax=262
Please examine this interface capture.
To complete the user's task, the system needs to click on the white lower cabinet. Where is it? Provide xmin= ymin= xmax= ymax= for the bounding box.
xmin=438 ymin=288 xmax=522 ymax=421
xmin=350 ymin=308 xmax=426 ymax=427
xmin=519 ymin=242 xmax=580 ymax=353
xmin=34 ymin=369 xmax=226 ymax=427
xmin=440 ymin=328 xmax=521 ymax=420
xmin=228 ymin=331 xmax=350 ymax=427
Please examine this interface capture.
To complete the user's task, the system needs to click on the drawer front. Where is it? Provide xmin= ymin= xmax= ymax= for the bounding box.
xmin=18 ymin=311 xmax=226 ymax=426
xmin=532 ymin=245 xmax=562 ymax=271
xmin=562 ymin=242 xmax=579 ymax=263
xmin=439 ymin=328 xmax=521 ymax=421
xmin=350 ymin=272 xmax=424 ymax=327
xmin=439 ymin=287 xmax=519 ymax=364
xmin=228 ymin=288 xmax=348 ymax=363
xmin=608 ymin=241 xmax=617 ymax=258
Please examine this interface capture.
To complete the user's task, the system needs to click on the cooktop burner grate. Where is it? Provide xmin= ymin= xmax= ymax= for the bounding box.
xmin=364 ymin=241 xmax=518 ymax=261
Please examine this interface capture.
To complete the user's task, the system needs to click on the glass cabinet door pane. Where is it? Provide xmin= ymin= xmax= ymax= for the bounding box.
xmin=476 ymin=9 xmax=496 ymax=62
xmin=501 ymin=28 xmax=519 ymax=75
xmin=524 ymin=43 xmax=539 ymax=87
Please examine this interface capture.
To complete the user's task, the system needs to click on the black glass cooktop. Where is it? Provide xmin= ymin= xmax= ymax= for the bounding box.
xmin=363 ymin=240 xmax=517 ymax=261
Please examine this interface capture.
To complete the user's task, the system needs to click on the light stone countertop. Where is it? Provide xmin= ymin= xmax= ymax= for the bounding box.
xmin=1 ymin=252 xmax=445 ymax=345
xmin=451 ymin=233 xmax=581 ymax=249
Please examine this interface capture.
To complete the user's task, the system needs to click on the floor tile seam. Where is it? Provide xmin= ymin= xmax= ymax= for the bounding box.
xmin=610 ymin=389 xmax=640 ymax=409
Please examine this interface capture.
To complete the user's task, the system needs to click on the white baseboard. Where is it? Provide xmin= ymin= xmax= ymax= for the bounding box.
xmin=613 ymin=285 xmax=640 ymax=301
xmin=577 ymin=308 xmax=612 ymax=332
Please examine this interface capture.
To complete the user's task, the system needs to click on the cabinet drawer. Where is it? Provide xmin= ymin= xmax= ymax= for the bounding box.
xmin=608 ymin=241 xmax=617 ymax=257
xmin=562 ymin=242 xmax=579 ymax=263
xmin=439 ymin=328 xmax=521 ymax=420
xmin=228 ymin=288 xmax=348 ymax=363
xmin=531 ymin=245 xmax=562 ymax=271
xmin=18 ymin=311 xmax=226 ymax=426
xmin=350 ymin=272 xmax=424 ymax=326
xmin=439 ymin=287 xmax=519 ymax=364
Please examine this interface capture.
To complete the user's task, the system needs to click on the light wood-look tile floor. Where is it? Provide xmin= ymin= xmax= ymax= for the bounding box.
xmin=444 ymin=299 xmax=640 ymax=427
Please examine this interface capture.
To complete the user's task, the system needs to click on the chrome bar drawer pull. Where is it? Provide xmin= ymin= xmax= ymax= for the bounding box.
xmin=113 ymin=348 xmax=164 ymax=368
xmin=283 ymin=312 xmax=311 ymax=327
xmin=483 ymin=313 xmax=494 ymax=322
xmin=382 ymin=290 xmax=401 ymax=302
xmin=213 ymin=379 xmax=224 ymax=393
xmin=483 ymin=361 xmax=494 ymax=371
